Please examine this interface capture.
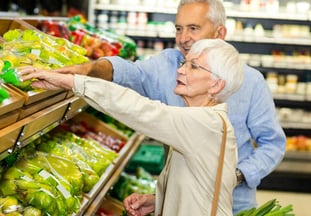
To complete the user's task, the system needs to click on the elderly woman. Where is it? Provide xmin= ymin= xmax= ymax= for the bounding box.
xmin=19 ymin=39 xmax=243 ymax=216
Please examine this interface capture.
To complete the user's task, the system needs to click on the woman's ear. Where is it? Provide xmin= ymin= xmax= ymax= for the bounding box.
xmin=209 ymin=79 xmax=226 ymax=95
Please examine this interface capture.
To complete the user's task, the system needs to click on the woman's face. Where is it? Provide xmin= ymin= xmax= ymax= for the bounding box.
xmin=174 ymin=53 xmax=217 ymax=105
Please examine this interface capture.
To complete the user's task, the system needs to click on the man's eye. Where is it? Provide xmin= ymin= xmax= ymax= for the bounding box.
xmin=175 ymin=26 xmax=182 ymax=33
xmin=189 ymin=26 xmax=200 ymax=32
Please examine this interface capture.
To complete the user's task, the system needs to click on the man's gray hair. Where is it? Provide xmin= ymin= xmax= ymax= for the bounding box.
xmin=178 ymin=0 xmax=226 ymax=29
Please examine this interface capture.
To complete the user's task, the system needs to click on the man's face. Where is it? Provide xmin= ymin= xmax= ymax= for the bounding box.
xmin=175 ymin=3 xmax=219 ymax=56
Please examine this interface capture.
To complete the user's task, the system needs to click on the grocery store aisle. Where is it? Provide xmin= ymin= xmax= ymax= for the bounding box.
xmin=257 ymin=190 xmax=311 ymax=216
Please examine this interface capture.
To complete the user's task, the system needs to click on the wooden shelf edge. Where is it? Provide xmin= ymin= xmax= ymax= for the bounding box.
xmin=77 ymin=133 xmax=145 ymax=216
xmin=0 ymin=96 xmax=87 ymax=160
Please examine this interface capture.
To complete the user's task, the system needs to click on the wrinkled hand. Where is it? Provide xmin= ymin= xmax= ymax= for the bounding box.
xmin=123 ymin=193 xmax=155 ymax=216
xmin=18 ymin=66 xmax=75 ymax=91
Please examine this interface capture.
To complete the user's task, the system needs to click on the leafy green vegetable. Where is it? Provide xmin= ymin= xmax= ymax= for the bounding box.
xmin=236 ymin=199 xmax=295 ymax=216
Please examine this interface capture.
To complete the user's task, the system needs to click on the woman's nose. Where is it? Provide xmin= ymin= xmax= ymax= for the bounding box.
xmin=177 ymin=66 xmax=186 ymax=74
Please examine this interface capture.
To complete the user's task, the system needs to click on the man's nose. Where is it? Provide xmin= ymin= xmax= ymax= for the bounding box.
xmin=178 ymin=30 xmax=191 ymax=43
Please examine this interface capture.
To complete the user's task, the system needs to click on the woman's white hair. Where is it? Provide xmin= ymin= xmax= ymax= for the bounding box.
xmin=189 ymin=39 xmax=244 ymax=102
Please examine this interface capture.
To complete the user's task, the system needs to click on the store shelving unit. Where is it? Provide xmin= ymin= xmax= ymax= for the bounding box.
xmin=88 ymin=1 xmax=311 ymax=132
xmin=88 ymin=0 xmax=311 ymax=192
xmin=0 ymin=16 xmax=149 ymax=215
xmin=0 ymin=89 xmax=145 ymax=215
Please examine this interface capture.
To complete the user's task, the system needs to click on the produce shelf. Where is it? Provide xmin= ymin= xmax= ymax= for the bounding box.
xmin=0 ymin=96 xmax=87 ymax=160
xmin=77 ymin=133 xmax=145 ymax=216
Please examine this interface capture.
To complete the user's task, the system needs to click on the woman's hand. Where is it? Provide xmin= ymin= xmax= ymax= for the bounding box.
xmin=123 ymin=193 xmax=155 ymax=216
xmin=18 ymin=66 xmax=75 ymax=90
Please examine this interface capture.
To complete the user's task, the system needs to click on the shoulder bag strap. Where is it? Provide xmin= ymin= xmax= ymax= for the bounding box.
xmin=210 ymin=113 xmax=227 ymax=216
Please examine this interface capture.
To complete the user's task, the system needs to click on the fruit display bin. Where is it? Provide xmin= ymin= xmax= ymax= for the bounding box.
xmin=0 ymin=18 xmax=37 ymax=37
xmin=71 ymin=111 xmax=129 ymax=142
xmin=7 ymin=84 xmax=68 ymax=120
xmin=0 ymin=84 xmax=25 ymax=129
xmin=65 ymin=111 xmax=145 ymax=215
xmin=0 ymin=96 xmax=86 ymax=155
xmin=97 ymin=196 xmax=125 ymax=215
xmin=0 ymin=18 xmax=71 ymax=120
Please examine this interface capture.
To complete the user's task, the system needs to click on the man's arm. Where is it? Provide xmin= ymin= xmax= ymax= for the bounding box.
xmin=88 ymin=59 xmax=113 ymax=81
xmin=53 ymin=58 xmax=113 ymax=81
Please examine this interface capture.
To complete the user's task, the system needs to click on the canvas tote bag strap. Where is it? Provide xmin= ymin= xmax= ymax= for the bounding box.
xmin=159 ymin=147 xmax=173 ymax=216
xmin=210 ymin=113 xmax=227 ymax=216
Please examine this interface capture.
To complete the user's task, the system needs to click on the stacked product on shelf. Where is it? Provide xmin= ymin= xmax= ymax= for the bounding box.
xmin=86 ymin=107 xmax=135 ymax=138
xmin=0 ymin=109 xmax=140 ymax=215
xmin=37 ymin=16 xmax=137 ymax=60
xmin=88 ymin=0 xmax=311 ymax=202
xmin=0 ymin=126 xmax=118 ymax=215
xmin=0 ymin=21 xmax=89 ymax=126
xmin=0 ymin=17 xmax=143 ymax=215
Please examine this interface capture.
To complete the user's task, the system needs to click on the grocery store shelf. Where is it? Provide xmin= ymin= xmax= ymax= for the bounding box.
xmin=273 ymin=94 xmax=307 ymax=102
xmin=259 ymin=151 xmax=311 ymax=193
xmin=226 ymin=8 xmax=310 ymax=21
xmin=226 ymin=34 xmax=311 ymax=46
xmin=105 ymin=26 xmax=311 ymax=48
xmin=281 ymin=121 xmax=311 ymax=130
xmin=0 ymin=11 xmax=20 ymax=17
xmin=93 ymin=3 xmax=311 ymax=21
xmin=0 ymin=96 xmax=87 ymax=161
xmin=1 ymin=90 xmax=145 ymax=215
xmin=277 ymin=159 xmax=311 ymax=174
xmin=284 ymin=151 xmax=311 ymax=161
xmin=94 ymin=4 xmax=177 ymax=14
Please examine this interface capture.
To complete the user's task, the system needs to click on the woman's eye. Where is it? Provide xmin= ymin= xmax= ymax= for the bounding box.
xmin=178 ymin=61 xmax=185 ymax=68
xmin=191 ymin=63 xmax=199 ymax=69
